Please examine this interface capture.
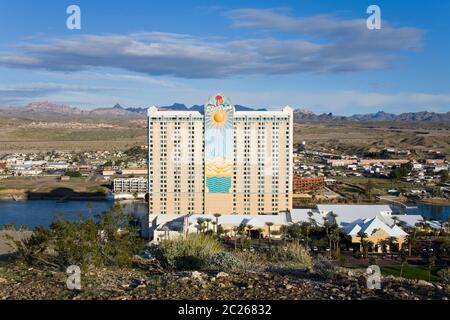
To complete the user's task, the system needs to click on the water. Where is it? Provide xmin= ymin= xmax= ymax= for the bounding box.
xmin=0 ymin=200 xmax=148 ymax=229
xmin=404 ymin=203 xmax=450 ymax=222
xmin=0 ymin=200 xmax=448 ymax=230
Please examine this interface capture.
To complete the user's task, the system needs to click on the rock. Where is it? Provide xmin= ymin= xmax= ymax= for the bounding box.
xmin=191 ymin=271 xmax=206 ymax=280
xmin=284 ymin=284 xmax=293 ymax=290
xmin=216 ymin=272 xmax=229 ymax=278
xmin=0 ymin=277 xmax=7 ymax=284
xmin=417 ymin=280 xmax=434 ymax=287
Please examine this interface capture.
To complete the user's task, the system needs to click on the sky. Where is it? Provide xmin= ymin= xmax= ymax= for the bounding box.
xmin=0 ymin=0 xmax=449 ymax=115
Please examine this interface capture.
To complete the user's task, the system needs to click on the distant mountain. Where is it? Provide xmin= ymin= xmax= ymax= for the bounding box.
xmin=294 ymin=108 xmax=450 ymax=122
xmin=293 ymin=109 xmax=347 ymax=122
xmin=0 ymin=102 xmax=141 ymax=119
xmin=0 ymin=101 xmax=448 ymax=122
xmin=159 ymin=103 xmax=267 ymax=112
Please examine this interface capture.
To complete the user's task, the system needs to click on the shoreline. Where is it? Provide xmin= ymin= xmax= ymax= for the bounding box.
xmin=0 ymin=190 xmax=109 ymax=201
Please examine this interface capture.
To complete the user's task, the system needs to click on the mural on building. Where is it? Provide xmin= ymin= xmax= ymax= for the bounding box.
xmin=205 ymin=94 xmax=234 ymax=193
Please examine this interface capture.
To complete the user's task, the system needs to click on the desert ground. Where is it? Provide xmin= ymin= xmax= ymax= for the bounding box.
xmin=1 ymin=117 xmax=449 ymax=156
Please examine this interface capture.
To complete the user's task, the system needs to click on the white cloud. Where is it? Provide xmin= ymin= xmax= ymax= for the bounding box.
xmin=0 ymin=9 xmax=423 ymax=78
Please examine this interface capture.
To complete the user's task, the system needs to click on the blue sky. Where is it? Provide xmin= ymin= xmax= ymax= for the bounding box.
xmin=0 ymin=0 xmax=449 ymax=114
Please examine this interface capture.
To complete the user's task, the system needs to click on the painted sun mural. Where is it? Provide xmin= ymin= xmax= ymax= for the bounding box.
xmin=205 ymin=94 xmax=234 ymax=193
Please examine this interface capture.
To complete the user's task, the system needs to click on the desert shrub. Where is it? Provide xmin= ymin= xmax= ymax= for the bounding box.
xmin=267 ymin=242 xmax=312 ymax=268
xmin=159 ymin=234 xmax=221 ymax=270
xmin=232 ymin=250 xmax=267 ymax=271
xmin=208 ymin=251 xmax=241 ymax=271
xmin=312 ymin=255 xmax=340 ymax=280
xmin=9 ymin=226 xmax=51 ymax=266
xmin=11 ymin=209 xmax=143 ymax=270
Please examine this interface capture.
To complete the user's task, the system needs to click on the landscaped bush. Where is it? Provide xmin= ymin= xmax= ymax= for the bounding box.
xmin=159 ymin=234 xmax=221 ymax=270
xmin=208 ymin=251 xmax=241 ymax=271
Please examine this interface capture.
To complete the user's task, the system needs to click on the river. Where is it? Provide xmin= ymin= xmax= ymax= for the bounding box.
xmin=0 ymin=200 xmax=148 ymax=229
xmin=0 ymin=200 xmax=448 ymax=229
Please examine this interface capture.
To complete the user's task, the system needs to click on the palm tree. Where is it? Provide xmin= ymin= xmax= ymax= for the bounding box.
xmin=301 ymin=222 xmax=311 ymax=249
xmin=378 ymin=239 xmax=388 ymax=255
xmin=406 ymin=225 xmax=418 ymax=258
xmin=400 ymin=252 xmax=408 ymax=277
xmin=392 ymin=216 xmax=399 ymax=227
xmin=365 ymin=241 xmax=374 ymax=258
xmin=329 ymin=212 xmax=340 ymax=258
xmin=204 ymin=218 xmax=211 ymax=232
xmin=256 ymin=228 xmax=264 ymax=249
xmin=357 ymin=231 xmax=368 ymax=258
xmin=387 ymin=236 xmax=398 ymax=259
xmin=323 ymin=217 xmax=332 ymax=258
xmin=397 ymin=220 xmax=407 ymax=229
xmin=265 ymin=222 xmax=274 ymax=250
xmin=213 ymin=213 xmax=221 ymax=233
xmin=196 ymin=218 xmax=205 ymax=233
xmin=232 ymin=226 xmax=239 ymax=250
xmin=307 ymin=211 xmax=317 ymax=229
xmin=246 ymin=225 xmax=253 ymax=239
xmin=329 ymin=211 xmax=338 ymax=225
xmin=331 ymin=227 xmax=342 ymax=258
xmin=427 ymin=256 xmax=436 ymax=282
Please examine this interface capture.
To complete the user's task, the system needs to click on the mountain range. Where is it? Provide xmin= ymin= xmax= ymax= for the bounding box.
xmin=0 ymin=101 xmax=449 ymax=122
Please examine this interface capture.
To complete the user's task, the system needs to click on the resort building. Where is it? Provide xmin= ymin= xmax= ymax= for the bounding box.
xmin=113 ymin=178 xmax=148 ymax=199
xmin=147 ymin=204 xmax=424 ymax=244
xmin=147 ymin=94 xmax=294 ymax=216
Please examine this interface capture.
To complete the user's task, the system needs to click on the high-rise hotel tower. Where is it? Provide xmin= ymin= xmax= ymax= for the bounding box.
xmin=147 ymin=94 xmax=293 ymax=215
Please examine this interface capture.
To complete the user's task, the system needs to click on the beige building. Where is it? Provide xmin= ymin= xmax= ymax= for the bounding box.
xmin=147 ymin=94 xmax=293 ymax=216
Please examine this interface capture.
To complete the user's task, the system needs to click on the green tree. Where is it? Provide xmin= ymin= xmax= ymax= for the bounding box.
xmin=286 ymin=224 xmax=302 ymax=242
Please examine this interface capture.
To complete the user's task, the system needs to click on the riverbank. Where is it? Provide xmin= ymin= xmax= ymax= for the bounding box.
xmin=418 ymin=198 xmax=450 ymax=206
xmin=380 ymin=195 xmax=450 ymax=207
xmin=0 ymin=188 xmax=108 ymax=201
xmin=0 ymin=176 xmax=110 ymax=201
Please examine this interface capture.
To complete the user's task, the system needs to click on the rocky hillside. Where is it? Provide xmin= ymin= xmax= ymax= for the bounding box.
xmin=0 ymin=262 xmax=448 ymax=300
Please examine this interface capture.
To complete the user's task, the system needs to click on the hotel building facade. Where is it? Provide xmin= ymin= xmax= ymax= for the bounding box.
xmin=147 ymin=94 xmax=293 ymax=216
